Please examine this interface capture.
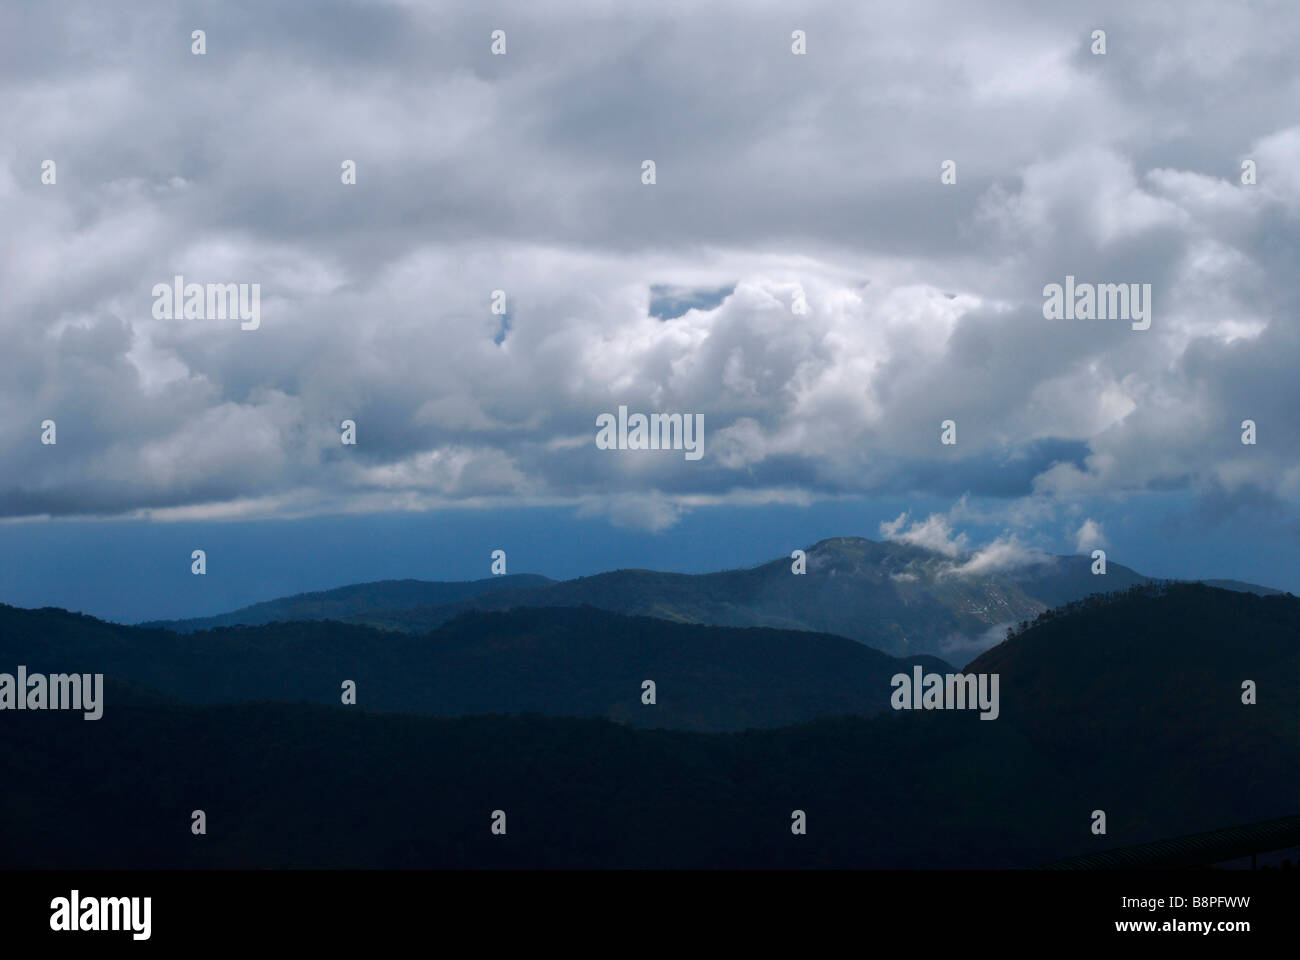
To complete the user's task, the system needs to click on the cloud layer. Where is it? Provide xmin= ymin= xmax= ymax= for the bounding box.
xmin=3 ymin=0 xmax=1298 ymax=536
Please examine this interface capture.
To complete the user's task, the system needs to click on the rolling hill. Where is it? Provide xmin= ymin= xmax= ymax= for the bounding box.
xmin=0 ymin=603 xmax=947 ymax=731
xmin=1 ymin=583 xmax=1293 ymax=868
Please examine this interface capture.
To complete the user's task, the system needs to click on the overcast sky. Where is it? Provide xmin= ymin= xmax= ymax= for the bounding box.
xmin=2 ymin=0 xmax=1298 ymax=617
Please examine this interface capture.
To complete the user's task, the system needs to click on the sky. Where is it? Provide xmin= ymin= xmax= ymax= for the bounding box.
xmin=2 ymin=0 xmax=1298 ymax=621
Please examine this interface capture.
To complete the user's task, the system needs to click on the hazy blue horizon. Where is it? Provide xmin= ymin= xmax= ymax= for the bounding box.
xmin=2 ymin=492 xmax=1295 ymax=624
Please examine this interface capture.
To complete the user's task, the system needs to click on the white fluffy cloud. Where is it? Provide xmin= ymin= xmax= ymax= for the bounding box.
xmin=881 ymin=510 xmax=1052 ymax=575
xmin=3 ymin=0 xmax=1298 ymax=533
xmin=1074 ymin=518 xmax=1108 ymax=552
xmin=948 ymin=536 xmax=1051 ymax=577
xmin=880 ymin=512 xmax=969 ymax=557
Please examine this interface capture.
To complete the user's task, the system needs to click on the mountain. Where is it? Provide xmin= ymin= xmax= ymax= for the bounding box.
xmin=325 ymin=537 xmax=1153 ymax=657
xmin=136 ymin=538 xmax=1281 ymax=659
xmin=139 ymin=574 xmax=553 ymax=632
xmin=2 ymin=583 xmax=1294 ymax=869
xmin=0 ymin=603 xmax=947 ymax=731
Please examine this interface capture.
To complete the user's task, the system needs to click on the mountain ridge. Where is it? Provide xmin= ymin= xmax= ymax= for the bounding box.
xmin=131 ymin=536 xmax=1282 ymax=658
xmin=138 ymin=573 xmax=554 ymax=632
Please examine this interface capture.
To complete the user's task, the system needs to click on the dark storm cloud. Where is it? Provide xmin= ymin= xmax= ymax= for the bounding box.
xmin=1 ymin=0 xmax=1297 ymax=532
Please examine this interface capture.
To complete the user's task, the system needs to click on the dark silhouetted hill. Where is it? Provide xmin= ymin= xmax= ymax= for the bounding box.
xmin=0 ymin=603 xmax=946 ymax=731
xmin=0 ymin=582 xmax=1294 ymax=868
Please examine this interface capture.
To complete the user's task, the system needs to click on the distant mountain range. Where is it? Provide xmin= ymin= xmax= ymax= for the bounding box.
xmin=140 ymin=537 xmax=1279 ymax=658
xmin=139 ymin=573 xmax=554 ymax=632
xmin=3 ymin=582 xmax=1295 ymax=868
